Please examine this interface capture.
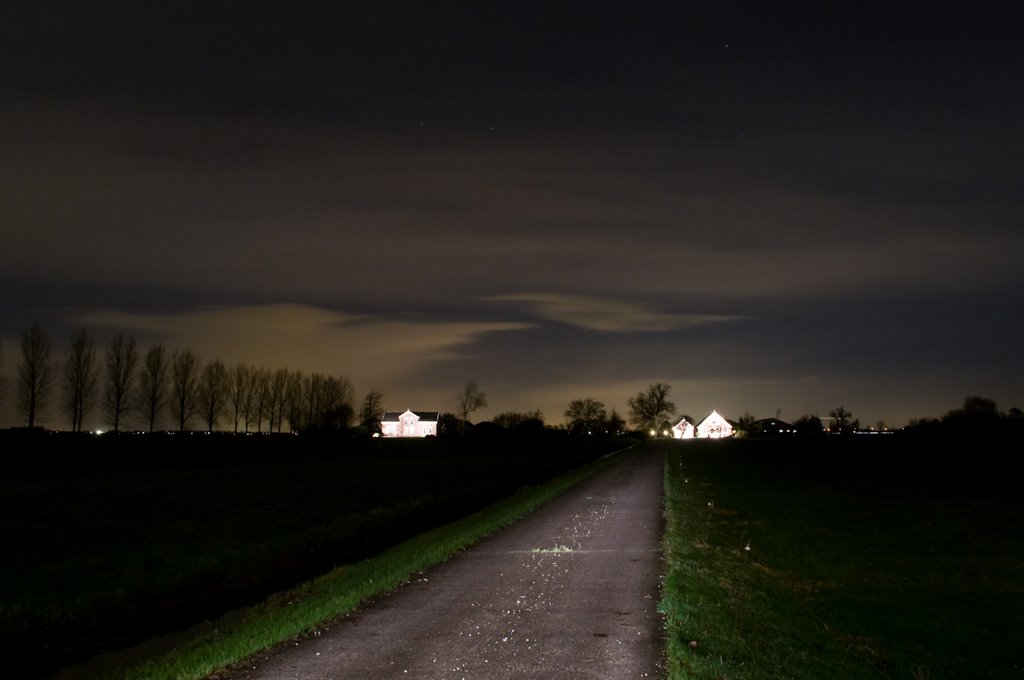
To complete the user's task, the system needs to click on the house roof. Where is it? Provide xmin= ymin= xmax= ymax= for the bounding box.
xmin=696 ymin=410 xmax=730 ymax=425
xmin=380 ymin=410 xmax=440 ymax=422
xmin=754 ymin=418 xmax=793 ymax=428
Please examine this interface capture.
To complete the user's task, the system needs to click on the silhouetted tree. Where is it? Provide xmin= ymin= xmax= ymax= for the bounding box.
xmin=240 ymin=365 xmax=262 ymax=432
xmin=904 ymin=416 xmax=941 ymax=436
xmin=170 ymin=348 xmax=201 ymax=432
xmin=103 ymin=333 xmax=137 ymax=432
xmin=564 ymin=397 xmax=607 ymax=436
xmin=199 ymin=358 xmax=230 ymax=432
xmin=455 ymin=381 xmax=487 ymax=434
xmin=828 ymin=406 xmax=854 ymax=434
xmin=496 ymin=410 xmax=546 ymax=437
xmin=359 ymin=389 xmax=386 ymax=432
xmin=138 ymin=343 xmax=170 ymax=432
xmin=606 ymin=408 xmax=625 ymax=436
xmin=285 ymin=370 xmax=304 ymax=433
xmin=252 ymin=367 xmax=272 ymax=432
xmin=793 ymin=414 xmax=824 ymax=436
xmin=942 ymin=395 xmax=1001 ymax=432
xmin=17 ymin=322 xmax=54 ymax=429
xmin=627 ymin=382 xmax=675 ymax=432
xmin=437 ymin=412 xmax=461 ymax=437
xmin=270 ymin=368 xmax=291 ymax=433
xmin=963 ymin=395 xmax=999 ymax=415
xmin=320 ymin=374 xmax=355 ymax=431
xmin=61 ymin=329 xmax=99 ymax=432
xmin=302 ymin=372 xmax=323 ymax=431
xmin=228 ymin=362 xmax=250 ymax=432
xmin=735 ymin=411 xmax=757 ymax=437
xmin=492 ymin=410 xmax=544 ymax=430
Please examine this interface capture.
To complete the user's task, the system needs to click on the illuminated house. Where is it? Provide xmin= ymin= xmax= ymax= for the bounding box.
xmin=379 ymin=409 xmax=439 ymax=438
xmin=672 ymin=417 xmax=695 ymax=439
xmin=695 ymin=410 xmax=735 ymax=439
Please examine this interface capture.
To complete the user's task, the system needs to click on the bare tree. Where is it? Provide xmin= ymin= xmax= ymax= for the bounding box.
xmin=251 ymin=367 xmax=272 ymax=433
xmin=794 ymin=413 xmax=824 ymax=435
xmin=17 ymin=322 xmax=54 ymax=429
xmin=169 ymin=348 xmax=201 ymax=432
xmin=199 ymin=358 xmax=230 ymax=432
xmin=735 ymin=411 xmax=757 ymax=437
xmin=828 ymin=406 xmax=853 ymax=434
xmin=229 ymin=362 xmax=251 ymax=432
xmin=270 ymin=368 xmax=290 ymax=433
xmin=492 ymin=410 xmax=544 ymax=429
xmin=302 ymin=372 xmax=323 ymax=431
xmin=138 ymin=343 xmax=170 ymax=432
xmin=359 ymin=389 xmax=385 ymax=431
xmin=103 ymin=333 xmax=137 ymax=432
xmin=564 ymin=397 xmax=607 ymax=435
xmin=606 ymin=408 xmax=625 ymax=436
xmin=285 ymin=370 xmax=304 ymax=433
xmin=321 ymin=374 xmax=355 ymax=430
xmin=627 ymin=382 xmax=676 ymax=432
xmin=241 ymin=364 xmax=260 ymax=432
xmin=61 ymin=329 xmax=99 ymax=432
xmin=455 ymin=381 xmax=487 ymax=433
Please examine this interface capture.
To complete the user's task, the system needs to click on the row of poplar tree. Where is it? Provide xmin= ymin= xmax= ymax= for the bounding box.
xmin=3 ymin=322 xmax=376 ymax=434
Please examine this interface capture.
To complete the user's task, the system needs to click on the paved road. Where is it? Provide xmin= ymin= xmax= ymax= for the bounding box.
xmin=219 ymin=441 xmax=666 ymax=679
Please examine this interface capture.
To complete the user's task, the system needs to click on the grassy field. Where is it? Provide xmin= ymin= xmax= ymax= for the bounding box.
xmin=659 ymin=435 xmax=1024 ymax=679
xmin=0 ymin=429 xmax=631 ymax=679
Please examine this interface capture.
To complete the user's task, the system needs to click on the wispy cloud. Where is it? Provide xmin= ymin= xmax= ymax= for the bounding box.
xmin=486 ymin=293 xmax=743 ymax=332
xmin=74 ymin=303 xmax=533 ymax=391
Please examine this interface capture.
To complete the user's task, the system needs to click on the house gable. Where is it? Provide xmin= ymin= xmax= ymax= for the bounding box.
xmin=695 ymin=410 xmax=734 ymax=439
xmin=672 ymin=417 xmax=695 ymax=439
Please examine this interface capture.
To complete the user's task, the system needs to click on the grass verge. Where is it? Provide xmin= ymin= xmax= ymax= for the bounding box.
xmin=109 ymin=441 xmax=635 ymax=680
xmin=659 ymin=437 xmax=1024 ymax=679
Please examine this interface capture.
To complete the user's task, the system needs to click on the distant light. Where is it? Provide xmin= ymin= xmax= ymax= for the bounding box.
xmin=94 ymin=429 xmax=104 ymax=436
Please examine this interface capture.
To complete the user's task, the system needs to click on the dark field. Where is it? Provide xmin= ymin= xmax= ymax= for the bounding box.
xmin=0 ymin=429 xmax=626 ymax=679
xmin=661 ymin=434 xmax=1024 ymax=679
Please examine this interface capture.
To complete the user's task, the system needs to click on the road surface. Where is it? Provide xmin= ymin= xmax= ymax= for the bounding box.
xmin=217 ymin=441 xmax=666 ymax=679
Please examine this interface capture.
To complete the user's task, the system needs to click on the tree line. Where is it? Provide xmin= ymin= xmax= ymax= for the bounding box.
xmin=3 ymin=322 xmax=372 ymax=434
xmin=3 ymin=323 xmax=1018 ymax=438
xmin=0 ymin=322 xmax=683 ymax=438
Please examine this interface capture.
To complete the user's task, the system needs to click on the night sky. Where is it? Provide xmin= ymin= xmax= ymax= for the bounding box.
xmin=2 ymin=1 xmax=1022 ymax=430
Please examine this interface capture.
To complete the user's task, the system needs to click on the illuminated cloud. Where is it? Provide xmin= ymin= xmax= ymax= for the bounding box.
xmin=74 ymin=303 xmax=533 ymax=393
xmin=486 ymin=293 xmax=742 ymax=332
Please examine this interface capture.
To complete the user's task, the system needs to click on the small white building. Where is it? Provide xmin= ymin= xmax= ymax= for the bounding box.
xmin=672 ymin=418 xmax=695 ymax=439
xmin=379 ymin=409 xmax=440 ymax=438
xmin=695 ymin=410 xmax=734 ymax=439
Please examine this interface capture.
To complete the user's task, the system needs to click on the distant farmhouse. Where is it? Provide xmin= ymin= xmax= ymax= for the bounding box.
xmin=753 ymin=417 xmax=796 ymax=436
xmin=379 ymin=409 xmax=440 ymax=438
xmin=672 ymin=410 xmax=735 ymax=439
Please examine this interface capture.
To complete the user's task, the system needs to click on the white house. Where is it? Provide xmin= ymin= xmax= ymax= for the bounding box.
xmin=672 ymin=418 xmax=695 ymax=439
xmin=379 ymin=409 xmax=439 ymax=438
xmin=695 ymin=410 xmax=734 ymax=439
